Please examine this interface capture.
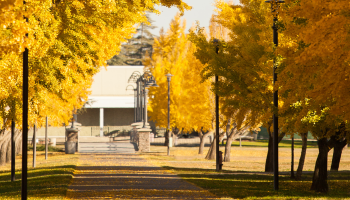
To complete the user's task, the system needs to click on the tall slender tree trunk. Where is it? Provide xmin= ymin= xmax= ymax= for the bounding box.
xmin=199 ymin=136 xmax=206 ymax=154
xmin=224 ymin=137 xmax=234 ymax=162
xmin=295 ymin=132 xmax=308 ymax=180
xmin=6 ymin=139 xmax=11 ymax=163
xmin=0 ymin=134 xmax=10 ymax=166
xmin=311 ymin=138 xmax=329 ymax=193
xmin=265 ymin=134 xmax=273 ymax=172
xmin=330 ymin=139 xmax=347 ymax=171
xmin=15 ymin=130 xmax=22 ymax=155
xmin=164 ymin=129 xmax=169 ymax=146
xmin=199 ymin=131 xmax=213 ymax=154
xmin=205 ymin=137 xmax=216 ymax=160
xmin=265 ymin=131 xmax=285 ymax=172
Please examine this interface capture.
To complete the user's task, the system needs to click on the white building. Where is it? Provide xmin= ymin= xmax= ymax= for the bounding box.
xmin=77 ymin=66 xmax=144 ymax=136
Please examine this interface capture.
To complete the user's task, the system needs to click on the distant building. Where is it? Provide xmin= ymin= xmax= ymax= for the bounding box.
xmin=77 ymin=66 xmax=143 ymax=136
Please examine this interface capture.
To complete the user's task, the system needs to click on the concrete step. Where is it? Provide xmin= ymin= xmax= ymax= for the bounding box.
xmin=78 ymin=142 xmax=136 ymax=153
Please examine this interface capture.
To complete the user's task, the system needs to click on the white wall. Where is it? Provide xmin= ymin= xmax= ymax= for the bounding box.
xmin=90 ymin=66 xmax=144 ymax=96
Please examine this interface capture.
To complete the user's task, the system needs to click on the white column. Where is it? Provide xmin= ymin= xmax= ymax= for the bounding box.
xmin=100 ymin=108 xmax=104 ymax=137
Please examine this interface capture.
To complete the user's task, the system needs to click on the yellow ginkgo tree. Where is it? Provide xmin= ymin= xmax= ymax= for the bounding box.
xmin=145 ymin=14 xmax=213 ymax=152
xmin=0 ymin=0 xmax=191 ymax=165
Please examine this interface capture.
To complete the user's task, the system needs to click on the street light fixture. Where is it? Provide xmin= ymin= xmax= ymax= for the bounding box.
xmin=165 ymin=73 xmax=173 ymax=156
xmin=265 ymin=0 xmax=284 ymax=191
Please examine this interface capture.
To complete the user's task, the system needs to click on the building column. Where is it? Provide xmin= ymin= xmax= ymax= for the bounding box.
xmin=100 ymin=108 xmax=104 ymax=137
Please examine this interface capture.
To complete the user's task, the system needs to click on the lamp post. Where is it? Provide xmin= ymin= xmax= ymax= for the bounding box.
xmin=142 ymin=87 xmax=148 ymax=128
xmin=22 ymin=1 xmax=29 ymax=198
xmin=11 ymin=119 xmax=15 ymax=182
xmin=265 ymin=0 xmax=284 ymax=191
xmin=136 ymin=79 xmax=142 ymax=122
xmin=165 ymin=73 xmax=173 ymax=156
xmin=213 ymin=39 xmax=220 ymax=171
xmin=126 ymin=85 xmax=138 ymax=123
xmin=139 ymin=72 xmax=158 ymax=129
xmin=128 ymin=71 xmax=142 ymax=122
xmin=134 ymin=88 xmax=137 ymax=122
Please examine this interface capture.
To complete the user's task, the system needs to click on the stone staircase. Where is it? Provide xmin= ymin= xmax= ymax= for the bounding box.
xmin=78 ymin=142 xmax=136 ymax=153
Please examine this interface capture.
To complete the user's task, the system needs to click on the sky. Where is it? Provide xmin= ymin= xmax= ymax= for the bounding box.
xmin=149 ymin=0 xmax=240 ymax=36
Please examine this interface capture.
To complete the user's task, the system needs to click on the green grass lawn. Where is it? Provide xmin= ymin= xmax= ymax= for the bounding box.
xmin=0 ymin=153 xmax=79 ymax=199
xmin=162 ymin=167 xmax=350 ymax=199
xmin=142 ymin=144 xmax=350 ymax=199
xmin=27 ymin=144 xmax=64 ymax=152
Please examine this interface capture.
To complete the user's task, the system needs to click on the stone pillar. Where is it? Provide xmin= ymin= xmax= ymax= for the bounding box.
xmin=137 ymin=128 xmax=151 ymax=152
xmin=131 ymin=122 xmax=149 ymax=144
xmin=131 ymin=122 xmax=142 ymax=143
xmin=65 ymin=128 xmax=78 ymax=154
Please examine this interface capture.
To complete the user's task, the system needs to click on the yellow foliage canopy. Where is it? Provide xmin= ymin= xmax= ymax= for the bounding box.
xmin=145 ymin=14 xmax=213 ymax=132
xmin=0 ymin=0 xmax=190 ymax=129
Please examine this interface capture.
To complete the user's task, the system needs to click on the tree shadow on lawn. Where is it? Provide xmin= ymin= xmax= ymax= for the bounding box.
xmin=163 ymin=166 xmax=350 ymax=199
xmin=230 ymin=140 xmax=318 ymax=148
xmin=0 ymin=165 xmax=76 ymax=199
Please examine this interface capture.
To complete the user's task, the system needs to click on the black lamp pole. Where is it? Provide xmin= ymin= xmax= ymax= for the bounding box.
xmin=273 ymin=15 xmax=279 ymax=190
xmin=45 ymin=116 xmax=48 ymax=160
xmin=22 ymin=18 xmax=29 ymax=200
xmin=136 ymin=80 xmax=141 ymax=122
xmin=11 ymin=119 xmax=15 ymax=182
xmin=213 ymin=39 xmax=220 ymax=171
xmin=141 ymin=86 xmax=144 ymax=123
xmin=265 ymin=0 xmax=284 ymax=191
xmin=22 ymin=1 xmax=29 ymax=196
xmin=142 ymin=88 xmax=148 ymax=128
xmin=291 ymin=136 xmax=295 ymax=178
xmin=134 ymin=88 xmax=137 ymax=122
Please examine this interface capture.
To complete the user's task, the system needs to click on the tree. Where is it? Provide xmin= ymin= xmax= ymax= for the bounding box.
xmin=145 ymin=13 xmax=213 ymax=149
xmin=107 ymin=14 xmax=157 ymax=66
xmin=276 ymin=0 xmax=350 ymax=192
xmin=0 ymin=0 xmax=191 ymax=165
xmin=189 ymin=0 xmax=290 ymax=170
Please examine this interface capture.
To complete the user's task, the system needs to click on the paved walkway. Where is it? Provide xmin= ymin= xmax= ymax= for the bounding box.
xmin=65 ymin=153 xmax=216 ymax=199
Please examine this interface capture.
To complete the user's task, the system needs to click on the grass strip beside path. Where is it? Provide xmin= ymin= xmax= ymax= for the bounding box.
xmin=141 ymin=145 xmax=350 ymax=199
xmin=0 ymin=152 xmax=79 ymax=199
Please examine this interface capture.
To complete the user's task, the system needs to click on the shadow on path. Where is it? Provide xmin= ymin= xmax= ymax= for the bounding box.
xmin=66 ymin=153 xmax=216 ymax=199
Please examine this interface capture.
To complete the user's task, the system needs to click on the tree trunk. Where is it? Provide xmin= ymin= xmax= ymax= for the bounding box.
xmin=198 ymin=131 xmax=213 ymax=154
xmin=265 ymin=134 xmax=274 ymax=172
xmin=6 ymin=138 xmax=11 ymax=163
xmin=15 ymin=130 xmax=22 ymax=155
xmin=224 ymin=137 xmax=234 ymax=162
xmin=199 ymin=136 xmax=205 ymax=154
xmin=330 ymin=139 xmax=347 ymax=171
xmin=205 ymin=137 xmax=216 ymax=160
xmin=265 ymin=131 xmax=286 ymax=172
xmin=0 ymin=133 xmax=10 ymax=166
xmin=172 ymin=132 xmax=176 ymax=147
xmin=311 ymin=138 xmax=329 ymax=193
xmin=295 ymin=132 xmax=308 ymax=180
xmin=164 ymin=129 xmax=169 ymax=146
